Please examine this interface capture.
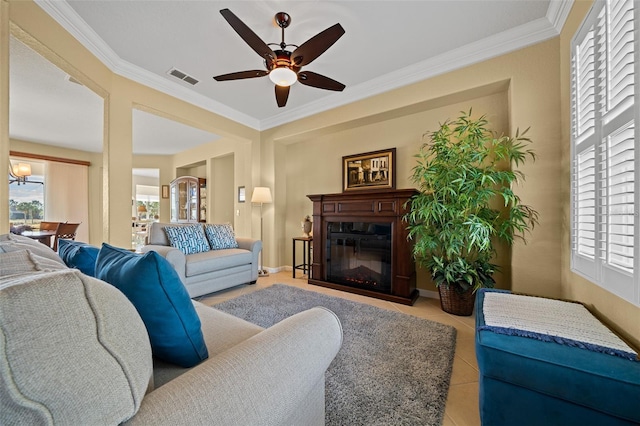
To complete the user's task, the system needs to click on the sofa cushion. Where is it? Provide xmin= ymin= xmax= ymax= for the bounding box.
xmin=58 ymin=239 xmax=100 ymax=277
xmin=480 ymin=291 xmax=637 ymax=359
xmin=0 ymin=233 xmax=65 ymax=265
xmin=0 ymin=269 xmax=153 ymax=425
xmin=185 ymin=248 xmax=253 ymax=277
xmin=164 ymin=224 xmax=210 ymax=255
xmin=0 ymin=249 xmax=67 ymax=277
xmin=204 ymin=223 xmax=239 ymax=250
xmin=95 ymin=243 xmax=209 ymax=367
xmin=153 ymin=301 xmax=264 ymax=387
xmin=147 ymin=222 xmax=172 ymax=245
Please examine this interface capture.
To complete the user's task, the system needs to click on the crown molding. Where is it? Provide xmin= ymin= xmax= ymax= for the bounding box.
xmin=260 ymin=17 xmax=559 ymax=130
xmin=34 ymin=0 xmax=120 ymax=70
xmin=111 ymin=58 xmax=261 ymax=129
xmin=33 ymin=0 xmax=261 ymax=130
xmin=547 ymin=0 xmax=574 ymax=33
xmin=34 ymin=1 xmax=563 ymax=133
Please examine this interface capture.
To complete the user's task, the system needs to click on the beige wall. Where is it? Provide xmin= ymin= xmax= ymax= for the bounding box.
xmin=172 ymin=136 xmax=254 ymax=237
xmin=263 ymin=39 xmax=562 ymax=301
xmin=281 ymin=92 xmax=510 ymax=291
xmin=1 ymin=0 xmax=10 ymax=232
xmin=211 ymin=154 xmax=235 ymax=225
xmin=559 ymin=1 xmax=640 ymax=348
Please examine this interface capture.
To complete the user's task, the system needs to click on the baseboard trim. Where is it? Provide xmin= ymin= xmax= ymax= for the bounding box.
xmin=418 ymin=288 xmax=439 ymax=300
xmin=267 ymin=266 xmax=440 ymax=301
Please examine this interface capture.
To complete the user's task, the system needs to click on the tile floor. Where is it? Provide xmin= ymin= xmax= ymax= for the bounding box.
xmin=198 ymin=271 xmax=480 ymax=426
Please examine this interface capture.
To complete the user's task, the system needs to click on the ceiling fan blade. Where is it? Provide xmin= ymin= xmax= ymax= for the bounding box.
xmin=220 ymin=9 xmax=274 ymax=63
xmin=275 ymin=85 xmax=290 ymax=107
xmin=213 ymin=70 xmax=268 ymax=81
xmin=291 ymin=23 xmax=345 ymax=67
xmin=298 ymin=71 xmax=345 ymax=91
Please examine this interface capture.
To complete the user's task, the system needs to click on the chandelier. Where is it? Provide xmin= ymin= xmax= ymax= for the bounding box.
xmin=9 ymin=162 xmax=32 ymax=185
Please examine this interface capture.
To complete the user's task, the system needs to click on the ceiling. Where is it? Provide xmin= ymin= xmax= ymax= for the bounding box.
xmin=10 ymin=1 xmax=571 ymax=155
xmin=9 ymin=35 xmax=220 ymax=154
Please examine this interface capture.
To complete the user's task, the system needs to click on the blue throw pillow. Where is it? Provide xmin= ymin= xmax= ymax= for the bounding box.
xmin=204 ymin=223 xmax=239 ymax=250
xmin=95 ymin=243 xmax=208 ymax=367
xmin=57 ymin=239 xmax=100 ymax=277
xmin=164 ymin=224 xmax=210 ymax=254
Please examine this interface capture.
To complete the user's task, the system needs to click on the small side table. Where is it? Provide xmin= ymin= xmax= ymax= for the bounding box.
xmin=292 ymin=237 xmax=312 ymax=278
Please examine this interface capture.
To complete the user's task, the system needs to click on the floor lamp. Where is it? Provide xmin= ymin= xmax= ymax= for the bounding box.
xmin=251 ymin=187 xmax=272 ymax=277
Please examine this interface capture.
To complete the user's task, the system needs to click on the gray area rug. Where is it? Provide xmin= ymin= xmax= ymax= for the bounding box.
xmin=213 ymin=284 xmax=457 ymax=426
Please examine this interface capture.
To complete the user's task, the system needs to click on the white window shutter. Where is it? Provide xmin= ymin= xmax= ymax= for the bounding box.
xmin=576 ymin=147 xmax=597 ymax=259
xmin=573 ymin=26 xmax=596 ymax=141
xmin=571 ymin=0 xmax=638 ymax=305
xmin=605 ymin=0 xmax=635 ymax=117
xmin=603 ymin=122 xmax=635 ymax=273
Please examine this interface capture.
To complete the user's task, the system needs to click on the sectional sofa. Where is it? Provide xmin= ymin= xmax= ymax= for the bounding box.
xmin=0 ymin=234 xmax=342 ymax=425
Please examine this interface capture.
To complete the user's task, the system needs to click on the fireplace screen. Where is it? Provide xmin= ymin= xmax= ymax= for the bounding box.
xmin=326 ymin=221 xmax=392 ymax=293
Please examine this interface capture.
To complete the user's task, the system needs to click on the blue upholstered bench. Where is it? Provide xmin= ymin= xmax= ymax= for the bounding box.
xmin=475 ymin=289 xmax=640 ymax=426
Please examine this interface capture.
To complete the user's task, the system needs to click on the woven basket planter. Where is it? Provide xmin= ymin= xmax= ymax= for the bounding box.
xmin=438 ymin=284 xmax=475 ymax=316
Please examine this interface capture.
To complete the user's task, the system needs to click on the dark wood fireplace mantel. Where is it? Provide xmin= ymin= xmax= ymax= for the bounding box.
xmin=307 ymin=189 xmax=419 ymax=305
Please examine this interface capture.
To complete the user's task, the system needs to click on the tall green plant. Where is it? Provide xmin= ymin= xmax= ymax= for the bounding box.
xmin=404 ymin=110 xmax=538 ymax=293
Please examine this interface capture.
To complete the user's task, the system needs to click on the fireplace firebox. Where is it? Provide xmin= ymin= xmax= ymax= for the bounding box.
xmin=327 ymin=221 xmax=392 ymax=293
xmin=307 ymin=189 xmax=418 ymax=305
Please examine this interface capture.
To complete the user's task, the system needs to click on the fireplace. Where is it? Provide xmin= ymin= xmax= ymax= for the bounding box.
xmin=308 ymin=189 xmax=418 ymax=305
xmin=326 ymin=221 xmax=392 ymax=293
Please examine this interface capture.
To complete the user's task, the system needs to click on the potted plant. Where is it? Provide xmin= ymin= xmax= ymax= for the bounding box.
xmin=404 ymin=110 xmax=538 ymax=315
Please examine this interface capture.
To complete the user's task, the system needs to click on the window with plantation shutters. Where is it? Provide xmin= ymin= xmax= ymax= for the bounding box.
xmin=571 ymin=0 xmax=638 ymax=306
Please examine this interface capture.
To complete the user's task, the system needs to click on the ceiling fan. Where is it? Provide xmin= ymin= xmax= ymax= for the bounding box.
xmin=213 ymin=9 xmax=346 ymax=108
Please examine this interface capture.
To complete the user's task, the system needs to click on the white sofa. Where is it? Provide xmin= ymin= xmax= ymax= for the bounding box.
xmin=0 ymin=236 xmax=343 ymax=425
xmin=143 ymin=222 xmax=261 ymax=297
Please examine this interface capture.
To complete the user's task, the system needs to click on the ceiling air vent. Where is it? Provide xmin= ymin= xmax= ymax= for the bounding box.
xmin=167 ymin=68 xmax=199 ymax=85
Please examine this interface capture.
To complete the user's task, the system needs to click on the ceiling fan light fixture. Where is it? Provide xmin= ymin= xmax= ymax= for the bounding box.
xmin=214 ymin=9 xmax=345 ymax=106
xmin=269 ymin=67 xmax=297 ymax=87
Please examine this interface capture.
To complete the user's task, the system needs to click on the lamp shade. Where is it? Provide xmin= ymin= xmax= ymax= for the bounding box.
xmin=251 ymin=187 xmax=272 ymax=204
xmin=13 ymin=163 xmax=31 ymax=177
xmin=137 ymin=204 xmax=147 ymax=213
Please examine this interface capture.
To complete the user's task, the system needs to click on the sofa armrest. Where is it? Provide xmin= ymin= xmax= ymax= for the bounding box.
xmin=236 ymin=238 xmax=262 ymax=280
xmin=126 ymin=307 xmax=342 ymax=426
xmin=235 ymin=237 xmax=261 ymax=254
xmin=140 ymin=245 xmax=187 ymax=282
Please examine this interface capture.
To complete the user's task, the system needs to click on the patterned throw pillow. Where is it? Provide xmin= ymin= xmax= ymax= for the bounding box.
xmin=204 ymin=223 xmax=239 ymax=250
xmin=163 ymin=224 xmax=210 ymax=255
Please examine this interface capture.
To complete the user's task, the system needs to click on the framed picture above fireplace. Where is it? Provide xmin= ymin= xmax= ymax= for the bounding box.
xmin=343 ymin=148 xmax=396 ymax=192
